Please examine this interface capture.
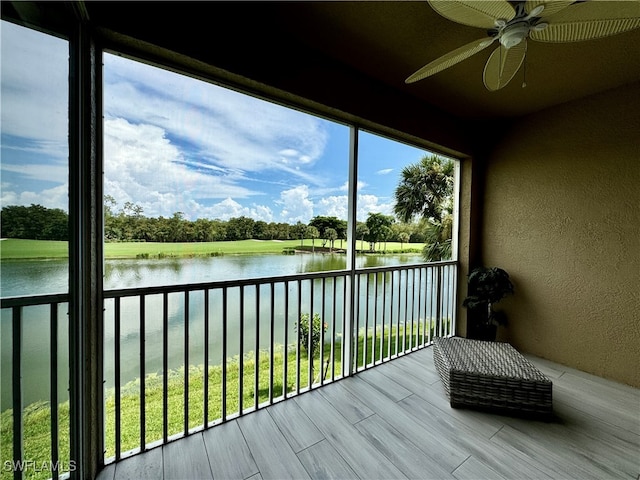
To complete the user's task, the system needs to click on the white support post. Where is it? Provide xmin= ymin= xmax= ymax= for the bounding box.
xmin=344 ymin=126 xmax=359 ymax=378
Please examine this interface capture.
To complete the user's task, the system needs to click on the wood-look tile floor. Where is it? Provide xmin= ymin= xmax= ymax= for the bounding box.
xmin=97 ymin=346 xmax=640 ymax=480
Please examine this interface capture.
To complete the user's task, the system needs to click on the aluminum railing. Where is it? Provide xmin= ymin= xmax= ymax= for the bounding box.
xmin=0 ymin=261 xmax=456 ymax=478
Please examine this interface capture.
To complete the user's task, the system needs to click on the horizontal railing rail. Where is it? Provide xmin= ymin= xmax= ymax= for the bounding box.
xmin=1 ymin=261 xmax=456 ymax=478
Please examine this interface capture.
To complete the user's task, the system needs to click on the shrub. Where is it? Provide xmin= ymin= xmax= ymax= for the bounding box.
xmin=296 ymin=313 xmax=326 ymax=357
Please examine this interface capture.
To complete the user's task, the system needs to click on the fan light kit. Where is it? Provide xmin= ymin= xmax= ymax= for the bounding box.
xmin=406 ymin=0 xmax=640 ymax=91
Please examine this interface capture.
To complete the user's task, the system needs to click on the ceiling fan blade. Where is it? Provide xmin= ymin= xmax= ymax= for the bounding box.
xmin=427 ymin=0 xmax=515 ymax=29
xmin=530 ymin=1 xmax=640 ymax=42
xmin=483 ymin=40 xmax=527 ymax=91
xmin=406 ymin=37 xmax=496 ymax=84
xmin=525 ymin=1 xmax=574 ymax=18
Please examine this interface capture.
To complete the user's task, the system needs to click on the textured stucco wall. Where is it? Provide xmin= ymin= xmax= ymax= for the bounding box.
xmin=481 ymin=82 xmax=640 ymax=387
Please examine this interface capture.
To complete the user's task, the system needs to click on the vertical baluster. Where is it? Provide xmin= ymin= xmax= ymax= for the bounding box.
xmin=429 ymin=267 xmax=435 ymax=343
xmin=372 ymin=273 xmax=377 ymax=365
xmin=449 ymin=264 xmax=458 ymax=335
xmin=308 ymin=280 xmax=314 ymax=389
xmin=331 ymin=277 xmax=337 ymax=381
xmin=50 ymin=303 xmax=59 ymax=477
xmin=184 ymin=291 xmax=189 ymax=435
xmin=443 ymin=266 xmax=450 ymax=336
xmin=283 ymin=281 xmax=289 ymax=399
xmin=376 ymin=272 xmax=387 ymax=361
xmin=296 ymin=279 xmax=301 ymax=395
xmin=319 ymin=278 xmax=326 ymax=385
xmin=420 ymin=268 xmax=427 ymax=347
xmin=426 ymin=268 xmax=432 ymax=343
xmin=222 ymin=288 xmax=227 ymax=421
xmin=203 ymin=289 xmax=209 ymax=427
xmin=411 ymin=268 xmax=417 ymax=350
xmin=399 ymin=270 xmax=404 ymax=353
xmin=12 ymin=306 xmax=23 ymax=480
xmin=114 ymin=297 xmax=121 ymax=460
xmin=393 ymin=270 xmax=399 ymax=357
xmin=269 ymin=282 xmax=275 ymax=403
xmin=417 ymin=268 xmax=422 ymax=347
xmin=140 ymin=295 xmax=146 ymax=451
xmin=254 ymin=284 xmax=259 ymax=410
xmin=436 ymin=266 xmax=443 ymax=337
xmin=239 ymin=286 xmax=244 ymax=415
xmin=162 ymin=292 xmax=168 ymax=443
xmin=354 ymin=274 xmax=360 ymax=370
xmin=404 ymin=270 xmax=409 ymax=353
xmin=416 ymin=268 xmax=423 ymax=347
xmin=407 ymin=269 xmax=413 ymax=351
xmin=342 ymin=276 xmax=348 ymax=375
xmin=364 ymin=274 xmax=369 ymax=367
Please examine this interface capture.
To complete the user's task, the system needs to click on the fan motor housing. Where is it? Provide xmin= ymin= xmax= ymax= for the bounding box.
xmin=500 ymin=22 xmax=530 ymax=49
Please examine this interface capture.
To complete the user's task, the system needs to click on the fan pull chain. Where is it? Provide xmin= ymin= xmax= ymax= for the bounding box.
xmin=522 ymin=43 xmax=528 ymax=88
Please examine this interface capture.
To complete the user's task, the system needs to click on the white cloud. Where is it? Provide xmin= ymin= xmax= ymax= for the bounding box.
xmin=0 ymin=183 xmax=68 ymax=211
xmin=314 ymin=193 xmax=395 ymax=222
xmin=279 ymin=149 xmax=299 ymax=157
xmin=357 ymin=194 xmax=395 ymax=219
xmin=278 ymin=185 xmax=314 ymax=223
xmin=201 ymin=197 xmax=274 ymax=221
xmin=376 ymin=168 xmax=394 ymax=175
xmin=317 ymin=196 xmax=348 ymax=219
xmin=1 ymin=22 xmax=68 ymax=149
xmin=104 ymin=118 xmax=255 ymax=219
xmin=0 ymin=161 xmax=67 ymax=185
xmin=339 ymin=180 xmax=366 ymax=192
xmin=103 ymin=53 xmax=329 ymax=184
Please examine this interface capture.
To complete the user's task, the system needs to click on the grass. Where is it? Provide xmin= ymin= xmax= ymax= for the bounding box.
xmin=0 ymin=239 xmax=424 ymax=260
xmin=0 ymin=323 xmax=445 ymax=479
xmin=0 ymin=239 xmax=69 ymax=259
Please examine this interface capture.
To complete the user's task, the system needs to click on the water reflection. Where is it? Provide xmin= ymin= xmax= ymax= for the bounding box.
xmin=2 ymin=252 xmax=428 ymax=410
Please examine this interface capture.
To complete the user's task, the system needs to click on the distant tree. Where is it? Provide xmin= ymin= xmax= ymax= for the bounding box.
xmin=226 ymin=216 xmax=256 ymax=241
xmin=167 ymin=212 xmax=186 ymax=242
xmin=398 ymin=232 xmax=410 ymax=248
xmin=325 ymin=228 xmax=338 ymax=252
xmin=381 ymin=225 xmax=393 ymax=252
xmin=356 ymin=223 xmax=369 ymax=252
xmin=365 ymin=213 xmax=394 ymax=252
xmin=309 ymin=216 xmax=345 ymax=245
xmin=291 ymin=221 xmax=307 ymax=246
xmin=253 ymin=220 xmax=269 ymax=240
xmin=307 ymin=226 xmax=319 ymax=253
xmin=0 ymin=204 xmax=68 ymax=240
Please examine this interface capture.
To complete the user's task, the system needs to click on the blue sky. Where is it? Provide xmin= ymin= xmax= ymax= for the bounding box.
xmin=1 ymin=20 xmax=439 ymax=225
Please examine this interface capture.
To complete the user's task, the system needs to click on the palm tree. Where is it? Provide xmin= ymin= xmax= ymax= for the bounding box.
xmin=325 ymin=228 xmax=338 ymax=252
xmin=356 ymin=223 xmax=369 ymax=252
xmin=398 ymin=232 xmax=410 ymax=249
xmin=394 ymin=155 xmax=454 ymax=261
xmin=307 ymin=226 xmax=319 ymax=253
xmin=394 ymin=155 xmax=453 ymax=223
xmin=422 ymin=215 xmax=453 ymax=261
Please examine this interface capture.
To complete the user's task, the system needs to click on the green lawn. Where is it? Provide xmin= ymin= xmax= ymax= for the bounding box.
xmin=0 ymin=239 xmax=69 ymax=259
xmin=0 ymin=238 xmax=423 ymax=260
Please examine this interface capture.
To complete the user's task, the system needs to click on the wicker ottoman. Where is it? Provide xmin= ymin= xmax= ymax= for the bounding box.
xmin=433 ymin=337 xmax=552 ymax=416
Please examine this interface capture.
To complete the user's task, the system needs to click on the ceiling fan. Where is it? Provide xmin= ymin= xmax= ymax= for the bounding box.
xmin=405 ymin=0 xmax=640 ymax=91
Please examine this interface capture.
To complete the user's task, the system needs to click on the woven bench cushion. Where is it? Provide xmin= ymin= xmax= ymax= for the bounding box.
xmin=433 ymin=336 xmax=552 ymax=416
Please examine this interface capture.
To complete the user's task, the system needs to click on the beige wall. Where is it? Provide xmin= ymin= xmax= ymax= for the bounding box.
xmin=480 ymin=81 xmax=640 ymax=387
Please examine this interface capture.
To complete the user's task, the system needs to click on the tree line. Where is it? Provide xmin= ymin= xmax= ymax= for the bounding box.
xmin=0 ymin=202 xmax=425 ymax=248
xmin=1 ymin=155 xmax=454 ymax=260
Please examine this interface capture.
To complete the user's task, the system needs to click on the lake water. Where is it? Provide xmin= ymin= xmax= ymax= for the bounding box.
xmin=1 ymin=253 xmax=429 ymax=410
